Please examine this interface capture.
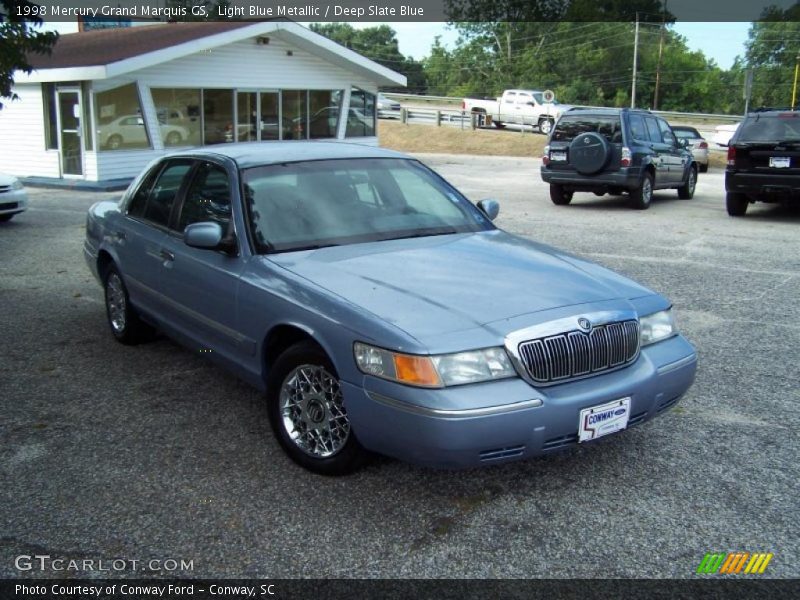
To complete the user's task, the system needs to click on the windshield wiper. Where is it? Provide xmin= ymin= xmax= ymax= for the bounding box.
xmin=380 ymin=227 xmax=460 ymax=242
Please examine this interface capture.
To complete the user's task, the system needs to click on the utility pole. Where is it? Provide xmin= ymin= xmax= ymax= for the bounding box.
xmin=631 ymin=14 xmax=640 ymax=108
xmin=653 ymin=1 xmax=668 ymax=110
xmin=792 ymin=54 xmax=800 ymax=109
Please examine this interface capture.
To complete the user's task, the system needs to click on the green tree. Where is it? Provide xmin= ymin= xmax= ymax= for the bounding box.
xmin=0 ymin=0 xmax=58 ymax=109
xmin=309 ymin=23 xmax=427 ymax=92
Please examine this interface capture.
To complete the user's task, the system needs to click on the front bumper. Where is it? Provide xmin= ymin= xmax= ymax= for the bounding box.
xmin=0 ymin=188 xmax=28 ymax=216
xmin=541 ymin=166 xmax=643 ymax=191
xmin=343 ymin=334 xmax=696 ymax=469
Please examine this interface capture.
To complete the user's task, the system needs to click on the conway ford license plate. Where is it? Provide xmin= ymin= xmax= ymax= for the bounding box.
xmin=578 ymin=397 xmax=631 ymax=442
xmin=770 ymin=157 xmax=791 ymax=168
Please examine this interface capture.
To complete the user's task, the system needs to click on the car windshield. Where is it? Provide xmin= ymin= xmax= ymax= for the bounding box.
xmin=737 ymin=114 xmax=800 ymax=143
xmin=673 ymin=127 xmax=701 ymax=140
xmin=242 ymin=158 xmax=493 ymax=253
xmin=551 ymin=115 xmax=621 ymax=142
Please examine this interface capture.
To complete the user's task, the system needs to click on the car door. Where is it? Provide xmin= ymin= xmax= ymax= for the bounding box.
xmin=643 ymin=116 xmax=674 ymax=186
xmin=658 ymin=118 xmax=690 ymax=184
xmin=158 ymin=160 xmax=250 ymax=360
xmin=515 ymin=92 xmax=533 ymax=125
xmin=109 ymin=159 xmax=193 ymax=319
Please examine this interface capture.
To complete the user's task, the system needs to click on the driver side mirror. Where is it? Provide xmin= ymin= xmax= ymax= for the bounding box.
xmin=184 ymin=221 xmax=236 ymax=253
xmin=477 ymin=198 xmax=500 ymax=221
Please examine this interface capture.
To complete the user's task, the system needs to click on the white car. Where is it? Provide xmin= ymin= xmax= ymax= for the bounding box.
xmin=672 ymin=126 xmax=710 ymax=173
xmin=712 ymin=123 xmax=740 ymax=147
xmin=376 ymin=93 xmax=401 ymax=118
xmin=0 ymin=173 xmax=28 ymax=222
xmin=98 ymin=115 xmax=190 ymax=150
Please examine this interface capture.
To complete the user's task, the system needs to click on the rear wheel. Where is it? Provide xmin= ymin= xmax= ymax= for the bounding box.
xmin=267 ymin=341 xmax=367 ymax=475
xmin=550 ymin=184 xmax=573 ymax=206
xmin=104 ymin=265 xmax=154 ymax=344
xmin=677 ymin=165 xmax=697 ymax=199
xmin=726 ymin=192 xmax=749 ymax=216
xmin=106 ymin=134 xmax=123 ymax=150
xmin=539 ymin=118 xmax=554 ymax=135
xmin=630 ymin=172 xmax=654 ymax=210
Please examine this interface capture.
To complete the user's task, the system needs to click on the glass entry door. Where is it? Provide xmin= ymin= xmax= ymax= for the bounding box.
xmin=235 ymin=91 xmax=282 ymax=142
xmin=57 ymin=90 xmax=83 ymax=176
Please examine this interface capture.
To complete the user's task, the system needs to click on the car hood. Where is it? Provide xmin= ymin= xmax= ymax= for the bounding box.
xmin=266 ymin=230 xmax=654 ymax=342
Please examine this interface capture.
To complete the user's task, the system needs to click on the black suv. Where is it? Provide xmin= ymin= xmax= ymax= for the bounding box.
xmin=540 ymin=108 xmax=698 ymax=209
xmin=725 ymin=108 xmax=800 ymax=216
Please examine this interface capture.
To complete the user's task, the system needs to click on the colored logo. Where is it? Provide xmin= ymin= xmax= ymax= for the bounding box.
xmin=696 ymin=552 xmax=773 ymax=575
xmin=577 ymin=317 xmax=592 ymax=332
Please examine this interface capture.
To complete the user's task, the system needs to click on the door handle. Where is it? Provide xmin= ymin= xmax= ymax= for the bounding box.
xmin=159 ymin=249 xmax=175 ymax=262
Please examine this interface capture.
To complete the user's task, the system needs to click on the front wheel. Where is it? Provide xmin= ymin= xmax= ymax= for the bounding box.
xmin=677 ymin=165 xmax=697 ymax=199
xmin=104 ymin=265 xmax=154 ymax=344
xmin=267 ymin=341 xmax=367 ymax=475
xmin=538 ymin=118 xmax=554 ymax=136
xmin=726 ymin=192 xmax=749 ymax=216
xmin=630 ymin=172 xmax=654 ymax=210
xmin=550 ymin=184 xmax=573 ymax=206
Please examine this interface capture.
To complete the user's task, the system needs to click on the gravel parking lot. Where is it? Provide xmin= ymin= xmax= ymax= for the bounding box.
xmin=1 ymin=155 xmax=798 ymax=579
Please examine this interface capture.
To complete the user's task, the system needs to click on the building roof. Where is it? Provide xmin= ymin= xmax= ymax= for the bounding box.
xmin=28 ymin=22 xmax=256 ymax=69
xmin=17 ymin=21 xmax=406 ymax=87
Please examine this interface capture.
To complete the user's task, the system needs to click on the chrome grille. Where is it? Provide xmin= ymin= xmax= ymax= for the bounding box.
xmin=518 ymin=320 xmax=640 ymax=384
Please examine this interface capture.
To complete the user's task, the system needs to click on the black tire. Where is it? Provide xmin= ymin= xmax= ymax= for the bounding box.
xmin=106 ymin=134 xmax=123 ymax=150
xmin=165 ymin=131 xmax=182 ymax=146
xmin=726 ymin=192 xmax=749 ymax=216
xmin=550 ymin=184 xmax=573 ymax=206
xmin=677 ymin=165 xmax=697 ymax=199
xmin=568 ymin=132 xmax=611 ymax=175
xmin=103 ymin=264 xmax=154 ymax=345
xmin=267 ymin=341 xmax=367 ymax=475
xmin=630 ymin=172 xmax=654 ymax=210
xmin=539 ymin=118 xmax=554 ymax=136
xmin=0 ymin=214 xmax=14 ymax=222
xmin=699 ymin=163 xmax=708 ymax=173
xmin=493 ymin=121 xmax=506 ymax=129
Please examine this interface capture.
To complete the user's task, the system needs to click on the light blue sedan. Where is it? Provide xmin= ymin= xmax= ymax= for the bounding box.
xmin=84 ymin=142 xmax=697 ymax=474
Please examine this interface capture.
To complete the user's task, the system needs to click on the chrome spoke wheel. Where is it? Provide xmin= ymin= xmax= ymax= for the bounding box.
xmin=106 ymin=272 xmax=127 ymax=334
xmin=279 ymin=364 xmax=350 ymax=458
xmin=688 ymin=170 xmax=696 ymax=195
xmin=642 ymin=178 xmax=652 ymax=204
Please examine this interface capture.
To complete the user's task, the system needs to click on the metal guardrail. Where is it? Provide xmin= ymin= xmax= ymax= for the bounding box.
xmin=383 ymin=92 xmax=743 ymax=124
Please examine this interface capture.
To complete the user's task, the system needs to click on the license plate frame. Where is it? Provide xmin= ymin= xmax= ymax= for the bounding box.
xmin=769 ymin=156 xmax=791 ymax=168
xmin=578 ymin=397 xmax=631 ymax=443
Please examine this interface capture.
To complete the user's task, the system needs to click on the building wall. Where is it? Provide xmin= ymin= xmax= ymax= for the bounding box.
xmin=0 ymin=84 xmax=61 ymax=178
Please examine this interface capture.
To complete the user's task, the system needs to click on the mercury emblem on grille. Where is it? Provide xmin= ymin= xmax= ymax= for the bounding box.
xmin=577 ymin=317 xmax=592 ymax=332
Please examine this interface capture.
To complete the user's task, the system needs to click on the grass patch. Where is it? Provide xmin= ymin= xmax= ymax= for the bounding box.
xmin=378 ymin=120 xmax=546 ymax=157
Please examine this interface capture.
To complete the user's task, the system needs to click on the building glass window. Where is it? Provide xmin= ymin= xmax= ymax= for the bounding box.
xmin=81 ymin=82 xmax=93 ymax=151
xmin=95 ymin=83 xmax=150 ymax=151
xmin=152 ymin=88 xmax=202 ymax=147
xmin=346 ymin=88 xmax=376 ymax=138
xmin=281 ymin=90 xmax=307 ymax=140
xmin=42 ymin=83 xmax=58 ymax=150
xmin=203 ymin=89 xmax=234 ymax=145
xmin=308 ymin=90 xmax=342 ymax=139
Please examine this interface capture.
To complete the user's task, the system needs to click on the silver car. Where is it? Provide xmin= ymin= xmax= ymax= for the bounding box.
xmin=672 ymin=126 xmax=709 ymax=173
xmin=0 ymin=173 xmax=28 ymax=222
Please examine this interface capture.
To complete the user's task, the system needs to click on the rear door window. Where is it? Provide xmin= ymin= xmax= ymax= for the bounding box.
xmin=628 ymin=115 xmax=649 ymax=142
xmin=645 ymin=117 xmax=663 ymax=143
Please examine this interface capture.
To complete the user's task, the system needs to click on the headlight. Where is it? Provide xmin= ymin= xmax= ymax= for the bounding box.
xmin=640 ymin=309 xmax=677 ymax=346
xmin=10 ymin=178 xmax=23 ymax=190
xmin=354 ymin=342 xmax=516 ymax=388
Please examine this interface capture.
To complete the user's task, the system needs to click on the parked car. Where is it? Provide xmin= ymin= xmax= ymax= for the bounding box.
xmin=462 ymin=89 xmax=572 ymax=134
xmin=672 ymin=125 xmax=709 ymax=172
xmin=98 ymin=115 xmax=191 ymax=150
xmin=0 ymin=173 xmax=28 ymax=222
xmin=725 ymin=108 xmax=800 ymax=216
xmin=712 ymin=122 xmax=740 ymax=147
xmin=540 ymin=107 xmax=698 ymax=209
xmin=376 ymin=93 xmax=401 ymax=118
xmin=84 ymin=142 xmax=697 ymax=474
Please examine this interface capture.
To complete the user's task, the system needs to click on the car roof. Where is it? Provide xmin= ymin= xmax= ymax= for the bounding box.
xmin=166 ymin=141 xmax=410 ymax=169
xmin=563 ymin=107 xmax=651 ymax=117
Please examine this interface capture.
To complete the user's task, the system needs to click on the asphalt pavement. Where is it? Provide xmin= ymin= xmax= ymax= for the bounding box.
xmin=1 ymin=158 xmax=797 ymax=579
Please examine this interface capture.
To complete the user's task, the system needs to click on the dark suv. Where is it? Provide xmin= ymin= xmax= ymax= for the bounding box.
xmin=725 ymin=108 xmax=800 ymax=216
xmin=540 ymin=108 xmax=698 ymax=209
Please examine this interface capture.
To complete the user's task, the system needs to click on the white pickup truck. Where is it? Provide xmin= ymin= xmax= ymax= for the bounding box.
xmin=461 ymin=89 xmax=571 ymax=135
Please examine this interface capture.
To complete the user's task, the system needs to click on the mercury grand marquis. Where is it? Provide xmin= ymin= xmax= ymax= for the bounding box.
xmin=84 ymin=142 xmax=697 ymax=474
